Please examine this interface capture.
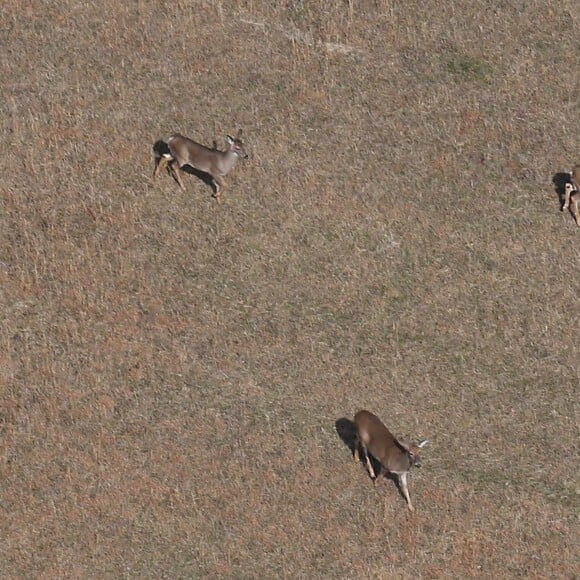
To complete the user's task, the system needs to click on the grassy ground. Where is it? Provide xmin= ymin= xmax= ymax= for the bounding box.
xmin=0 ymin=0 xmax=578 ymax=577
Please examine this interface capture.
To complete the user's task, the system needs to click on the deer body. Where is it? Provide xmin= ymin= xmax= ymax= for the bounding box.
xmin=153 ymin=129 xmax=247 ymax=203
xmin=563 ymin=164 xmax=580 ymax=226
xmin=353 ymin=410 xmax=427 ymax=511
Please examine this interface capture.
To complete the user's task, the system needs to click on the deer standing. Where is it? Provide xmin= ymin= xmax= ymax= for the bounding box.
xmin=153 ymin=129 xmax=248 ymax=204
xmin=563 ymin=164 xmax=580 ymax=226
xmin=353 ymin=410 xmax=427 ymax=512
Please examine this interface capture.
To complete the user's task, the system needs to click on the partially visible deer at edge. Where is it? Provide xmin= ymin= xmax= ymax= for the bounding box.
xmin=354 ymin=410 xmax=428 ymax=512
xmin=154 ymin=129 xmax=248 ymax=204
xmin=563 ymin=164 xmax=580 ymax=227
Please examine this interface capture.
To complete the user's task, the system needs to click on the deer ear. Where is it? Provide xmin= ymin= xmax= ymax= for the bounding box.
xmin=226 ymin=135 xmax=234 ymax=144
xmin=418 ymin=439 xmax=428 ymax=448
xmin=397 ymin=438 xmax=411 ymax=451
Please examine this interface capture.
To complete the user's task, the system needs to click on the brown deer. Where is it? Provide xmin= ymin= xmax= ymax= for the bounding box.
xmin=354 ymin=410 xmax=427 ymax=512
xmin=563 ymin=164 xmax=580 ymax=226
xmin=153 ymin=129 xmax=248 ymax=204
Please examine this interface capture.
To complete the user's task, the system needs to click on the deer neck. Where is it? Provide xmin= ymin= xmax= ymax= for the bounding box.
xmin=219 ymin=149 xmax=240 ymax=174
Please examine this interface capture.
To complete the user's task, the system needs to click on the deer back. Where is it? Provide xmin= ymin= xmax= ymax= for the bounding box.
xmin=168 ymin=134 xmax=241 ymax=177
xmin=354 ymin=410 xmax=416 ymax=474
xmin=571 ymin=164 xmax=580 ymax=189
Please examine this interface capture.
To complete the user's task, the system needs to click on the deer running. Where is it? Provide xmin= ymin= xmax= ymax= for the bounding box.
xmin=563 ymin=164 xmax=580 ymax=227
xmin=353 ymin=410 xmax=427 ymax=512
xmin=153 ymin=129 xmax=248 ymax=204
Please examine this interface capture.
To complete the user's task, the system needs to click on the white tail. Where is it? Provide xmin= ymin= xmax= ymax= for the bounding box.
xmin=353 ymin=410 xmax=427 ymax=512
xmin=563 ymin=165 xmax=580 ymax=226
xmin=153 ymin=129 xmax=248 ymax=204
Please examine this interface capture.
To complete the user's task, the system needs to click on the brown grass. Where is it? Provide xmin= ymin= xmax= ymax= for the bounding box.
xmin=0 ymin=0 xmax=578 ymax=577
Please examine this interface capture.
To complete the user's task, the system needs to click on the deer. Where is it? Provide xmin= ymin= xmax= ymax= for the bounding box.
xmin=353 ymin=410 xmax=428 ymax=512
xmin=153 ymin=129 xmax=248 ymax=204
xmin=562 ymin=164 xmax=580 ymax=227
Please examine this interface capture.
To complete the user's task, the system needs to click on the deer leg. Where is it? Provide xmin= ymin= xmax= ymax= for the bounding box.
xmin=212 ymin=175 xmax=225 ymax=204
xmin=353 ymin=436 xmax=360 ymax=463
xmin=399 ymin=472 xmax=414 ymax=511
xmin=360 ymin=443 xmax=376 ymax=480
xmin=571 ymin=196 xmax=580 ymax=227
xmin=153 ymin=155 xmax=169 ymax=179
xmin=563 ymin=187 xmax=571 ymax=210
xmin=169 ymin=161 xmax=186 ymax=190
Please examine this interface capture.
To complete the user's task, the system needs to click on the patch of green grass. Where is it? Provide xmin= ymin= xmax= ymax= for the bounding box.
xmin=445 ymin=51 xmax=494 ymax=82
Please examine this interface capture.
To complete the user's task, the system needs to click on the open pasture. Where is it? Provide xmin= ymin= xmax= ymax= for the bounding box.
xmin=0 ymin=1 xmax=577 ymax=577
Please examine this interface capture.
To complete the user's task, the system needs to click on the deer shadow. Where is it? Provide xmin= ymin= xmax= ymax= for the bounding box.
xmin=335 ymin=417 xmax=409 ymax=504
xmin=152 ymin=140 xmax=217 ymax=194
xmin=153 ymin=139 xmax=170 ymax=159
xmin=552 ymin=171 xmax=573 ymax=212
xmin=335 ymin=417 xmax=357 ymax=453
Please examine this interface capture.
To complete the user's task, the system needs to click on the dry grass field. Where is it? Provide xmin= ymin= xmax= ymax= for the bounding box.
xmin=1 ymin=0 xmax=578 ymax=577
